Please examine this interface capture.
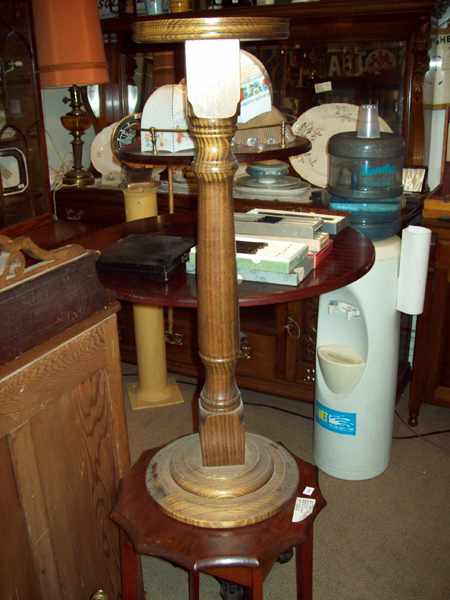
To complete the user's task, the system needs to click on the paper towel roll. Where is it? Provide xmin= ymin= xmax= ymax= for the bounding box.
xmin=396 ymin=225 xmax=431 ymax=315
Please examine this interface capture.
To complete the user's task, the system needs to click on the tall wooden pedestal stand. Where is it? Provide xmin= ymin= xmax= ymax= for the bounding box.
xmin=133 ymin=16 xmax=300 ymax=528
xmin=123 ymin=182 xmax=184 ymax=409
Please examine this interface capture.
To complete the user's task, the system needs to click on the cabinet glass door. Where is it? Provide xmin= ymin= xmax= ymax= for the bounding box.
xmin=245 ymin=41 xmax=407 ymax=135
xmin=0 ymin=0 xmax=50 ymax=230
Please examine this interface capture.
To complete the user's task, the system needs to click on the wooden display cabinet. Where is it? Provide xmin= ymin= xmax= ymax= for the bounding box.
xmin=0 ymin=0 xmax=52 ymax=235
xmin=99 ymin=0 xmax=433 ymax=165
xmin=409 ymin=216 xmax=450 ymax=424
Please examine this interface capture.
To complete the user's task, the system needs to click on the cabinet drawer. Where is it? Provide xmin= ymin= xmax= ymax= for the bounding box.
xmin=236 ymin=331 xmax=277 ymax=381
xmin=165 ymin=308 xmax=200 ymax=367
xmin=56 ymin=199 xmax=125 ymax=226
xmin=55 ymin=187 xmax=125 ymax=226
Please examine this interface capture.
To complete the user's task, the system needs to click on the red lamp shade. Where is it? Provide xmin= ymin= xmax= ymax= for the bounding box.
xmin=32 ymin=0 xmax=109 ymax=88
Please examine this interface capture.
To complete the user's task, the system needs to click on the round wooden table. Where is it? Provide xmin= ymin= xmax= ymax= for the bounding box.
xmin=76 ymin=211 xmax=375 ymax=309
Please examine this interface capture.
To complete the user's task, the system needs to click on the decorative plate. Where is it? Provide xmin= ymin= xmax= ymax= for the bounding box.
xmin=90 ymin=123 xmax=122 ymax=176
xmin=289 ymin=103 xmax=392 ymax=188
xmin=236 ymin=175 xmax=308 ymax=190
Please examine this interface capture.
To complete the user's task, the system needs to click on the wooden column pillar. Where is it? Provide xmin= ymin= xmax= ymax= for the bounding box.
xmin=189 ymin=110 xmax=245 ymax=467
xmin=124 ymin=182 xmax=184 ymax=409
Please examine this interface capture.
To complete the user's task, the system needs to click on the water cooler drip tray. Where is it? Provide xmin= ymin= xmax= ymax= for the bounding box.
xmin=317 ymin=344 xmax=366 ymax=394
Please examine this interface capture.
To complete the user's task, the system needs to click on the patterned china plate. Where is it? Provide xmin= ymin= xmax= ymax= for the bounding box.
xmin=91 ymin=123 xmax=122 ymax=176
xmin=289 ymin=103 xmax=392 ymax=188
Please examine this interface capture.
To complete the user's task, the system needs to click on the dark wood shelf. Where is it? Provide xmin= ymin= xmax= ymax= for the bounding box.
xmin=102 ymin=0 xmax=433 ymax=37
xmin=118 ymin=136 xmax=311 ymax=167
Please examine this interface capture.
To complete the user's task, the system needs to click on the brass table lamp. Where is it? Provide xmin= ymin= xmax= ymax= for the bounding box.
xmin=32 ymin=0 xmax=109 ymax=187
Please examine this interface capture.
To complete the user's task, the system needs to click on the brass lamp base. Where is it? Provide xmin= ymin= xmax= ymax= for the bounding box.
xmin=146 ymin=432 xmax=300 ymax=529
xmin=63 ymin=168 xmax=94 ymax=187
xmin=61 ymin=84 xmax=94 ymax=188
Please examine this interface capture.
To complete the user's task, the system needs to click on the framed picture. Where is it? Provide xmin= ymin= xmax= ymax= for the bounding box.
xmin=0 ymin=147 xmax=29 ymax=196
xmin=402 ymin=166 xmax=427 ymax=193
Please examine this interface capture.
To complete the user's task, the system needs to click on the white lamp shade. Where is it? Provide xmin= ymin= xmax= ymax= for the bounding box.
xmin=185 ymin=39 xmax=241 ymax=119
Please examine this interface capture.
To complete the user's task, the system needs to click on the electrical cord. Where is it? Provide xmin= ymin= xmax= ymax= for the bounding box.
xmin=124 ymin=375 xmax=450 ymax=445
xmin=243 ymin=400 xmax=313 ymax=421
xmin=176 ymin=378 xmax=450 ymax=439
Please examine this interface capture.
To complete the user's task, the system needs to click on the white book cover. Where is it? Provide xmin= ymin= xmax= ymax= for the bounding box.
xmin=189 ymin=235 xmax=309 ymax=274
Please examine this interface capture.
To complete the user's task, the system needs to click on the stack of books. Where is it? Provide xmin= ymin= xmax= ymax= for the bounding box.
xmin=186 ymin=208 xmax=347 ymax=287
xmin=233 ymin=208 xmax=346 ymax=273
xmin=187 ymin=235 xmax=314 ymax=286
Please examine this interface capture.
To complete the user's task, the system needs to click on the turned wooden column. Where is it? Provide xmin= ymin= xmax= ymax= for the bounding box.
xmin=123 ymin=182 xmax=184 ymax=410
xmin=189 ymin=110 xmax=245 ymax=466
xmin=130 ymin=15 xmax=302 ymax=530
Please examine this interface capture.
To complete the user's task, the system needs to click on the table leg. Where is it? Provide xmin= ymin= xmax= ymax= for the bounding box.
xmin=121 ymin=535 xmax=145 ymax=600
xmin=189 ymin=570 xmax=200 ymax=600
xmin=250 ymin=569 xmax=264 ymax=600
xmin=296 ymin=527 xmax=313 ymax=600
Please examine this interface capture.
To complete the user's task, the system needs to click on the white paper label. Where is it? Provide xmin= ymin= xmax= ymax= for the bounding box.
xmin=292 ymin=497 xmax=316 ymax=522
xmin=302 ymin=486 xmax=315 ymax=496
xmin=314 ymin=81 xmax=332 ymax=93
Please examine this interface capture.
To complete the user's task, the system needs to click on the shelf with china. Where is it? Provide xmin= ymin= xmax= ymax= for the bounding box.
xmin=98 ymin=0 xmax=433 ymax=165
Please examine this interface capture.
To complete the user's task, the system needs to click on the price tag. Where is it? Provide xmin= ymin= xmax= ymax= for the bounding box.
xmin=302 ymin=486 xmax=315 ymax=496
xmin=314 ymin=81 xmax=332 ymax=94
xmin=292 ymin=497 xmax=316 ymax=522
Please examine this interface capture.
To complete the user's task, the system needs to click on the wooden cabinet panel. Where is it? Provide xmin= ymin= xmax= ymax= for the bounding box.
xmin=409 ymin=220 xmax=450 ymax=424
xmin=0 ymin=315 xmax=126 ymax=599
xmin=0 ymin=249 xmax=133 ymax=599
xmin=0 ymin=438 xmax=43 ymax=600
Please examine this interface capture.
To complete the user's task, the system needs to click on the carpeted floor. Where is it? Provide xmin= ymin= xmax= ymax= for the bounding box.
xmin=122 ymin=367 xmax=450 ymax=600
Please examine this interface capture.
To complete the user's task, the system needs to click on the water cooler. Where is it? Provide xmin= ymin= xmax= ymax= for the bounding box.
xmin=314 ymin=106 xmax=431 ymax=480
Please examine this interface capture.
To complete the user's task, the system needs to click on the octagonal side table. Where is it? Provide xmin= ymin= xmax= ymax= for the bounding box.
xmin=112 ymin=445 xmax=326 ymax=600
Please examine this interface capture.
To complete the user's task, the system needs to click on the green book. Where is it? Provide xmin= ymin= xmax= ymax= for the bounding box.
xmin=186 ymin=255 xmax=313 ymax=287
xmin=188 ymin=235 xmax=309 ymax=274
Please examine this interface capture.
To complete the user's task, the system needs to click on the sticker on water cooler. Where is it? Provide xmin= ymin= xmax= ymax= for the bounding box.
xmin=316 ymin=401 xmax=356 ymax=435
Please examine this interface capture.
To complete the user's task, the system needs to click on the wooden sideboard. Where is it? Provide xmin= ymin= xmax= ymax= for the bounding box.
xmin=0 ymin=250 xmax=133 ymax=599
xmin=409 ymin=216 xmax=450 ymax=424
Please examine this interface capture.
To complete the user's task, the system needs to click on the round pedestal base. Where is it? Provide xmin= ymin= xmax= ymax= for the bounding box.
xmin=127 ymin=378 xmax=184 ymax=410
xmin=146 ymin=433 xmax=299 ymax=528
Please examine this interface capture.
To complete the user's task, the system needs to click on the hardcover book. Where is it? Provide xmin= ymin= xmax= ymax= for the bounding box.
xmin=246 ymin=208 xmax=348 ymax=235
xmin=186 ymin=254 xmax=314 ymax=287
xmin=307 ymin=239 xmax=334 ymax=268
xmin=234 ymin=212 xmax=323 ymax=238
xmin=189 ymin=235 xmax=309 ymax=274
xmin=229 ymin=230 xmax=330 ymax=252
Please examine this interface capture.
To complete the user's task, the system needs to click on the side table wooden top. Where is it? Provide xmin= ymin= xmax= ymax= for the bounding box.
xmin=73 ymin=212 xmax=375 ymax=308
